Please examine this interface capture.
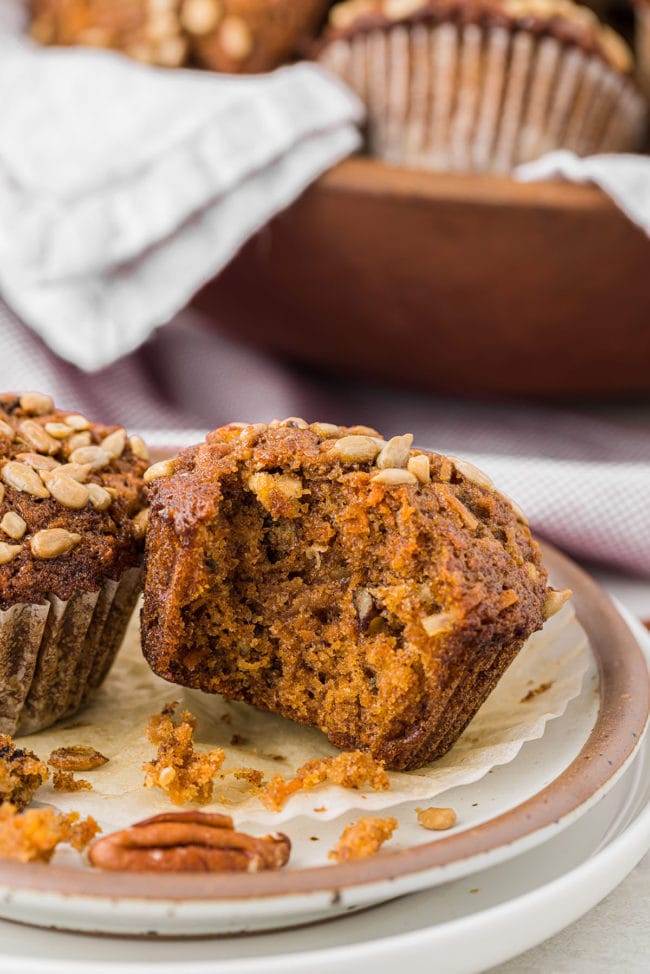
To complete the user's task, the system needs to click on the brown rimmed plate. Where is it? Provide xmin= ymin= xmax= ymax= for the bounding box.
xmin=0 ymin=543 xmax=647 ymax=937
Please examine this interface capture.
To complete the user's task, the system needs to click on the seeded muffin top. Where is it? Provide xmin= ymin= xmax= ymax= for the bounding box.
xmin=0 ymin=393 xmax=149 ymax=610
xmin=322 ymin=0 xmax=634 ymax=74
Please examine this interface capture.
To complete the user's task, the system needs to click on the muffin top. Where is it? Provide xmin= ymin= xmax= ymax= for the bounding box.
xmin=0 ymin=393 xmax=149 ymax=610
xmin=322 ymin=0 xmax=634 ymax=74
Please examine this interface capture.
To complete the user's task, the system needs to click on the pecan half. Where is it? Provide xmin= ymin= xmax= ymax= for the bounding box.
xmin=88 ymin=811 xmax=291 ymax=873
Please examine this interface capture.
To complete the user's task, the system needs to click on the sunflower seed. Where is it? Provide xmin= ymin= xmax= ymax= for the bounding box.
xmin=279 ymin=417 xmax=308 ymax=429
xmin=332 ymin=435 xmax=381 ymax=464
xmin=43 ymin=473 xmax=90 ymax=509
xmin=218 ymin=15 xmax=253 ymax=60
xmin=376 ymin=433 xmax=413 ymax=470
xmin=69 ymin=446 xmax=111 ymax=471
xmin=101 ymin=428 xmax=126 ymax=459
xmin=57 ymin=463 xmax=92 ymax=483
xmin=448 ymin=456 xmax=494 ymax=490
xmin=311 ymin=423 xmax=341 ymax=439
xmin=31 ymin=528 xmax=81 ymax=559
xmin=132 ymin=507 xmax=150 ymax=539
xmin=1 ymin=462 xmax=50 ymax=498
xmin=407 ymin=455 xmax=430 ymax=483
xmin=180 ymin=0 xmax=222 ymax=35
xmin=65 ymin=432 xmax=93 ymax=452
xmin=144 ymin=459 xmax=176 ymax=483
xmin=371 ymin=468 xmax=418 ymax=486
xmin=128 ymin=435 xmax=149 ymax=462
xmin=0 ymin=512 xmax=26 ymax=540
xmin=0 ymin=542 xmax=22 ymax=565
xmin=0 ymin=420 xmax=14 ymax=439
xmin=87 ymin=483 xmax=112 ymax=511
xmin=19 ymin=393 xmax=53 ymax=416
xmin=543 ymin=589 xmax=572 ymax=620
xmin=16 ymin=453 xmax=60 ymax=472
xmin=18 ymin=420 xmax=59 ymax=455
xmin=0 ymin=484 xmax=4 ymax=504
xmin=44 ymin=422 xmax=74 ymax=439
xmin=64 ymin=414 xmax=91 ymax=431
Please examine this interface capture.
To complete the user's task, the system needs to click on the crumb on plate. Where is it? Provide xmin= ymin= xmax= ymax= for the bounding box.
xmin=260 ymin=750 xmax=389 ymax=812
xmin=328 ymin=816 xmax=398 ymax=863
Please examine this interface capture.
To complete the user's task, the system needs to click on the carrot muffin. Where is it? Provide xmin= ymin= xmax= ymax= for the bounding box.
xmin=316 ymin=0 xmax=646 ymax=172
xmin=29 ymin=0 xmax=332 ymax=73
xmin=0 ymin=392 xmax=148 ymax=736
xmin=142 ymin=419 xmax=565 ymax=772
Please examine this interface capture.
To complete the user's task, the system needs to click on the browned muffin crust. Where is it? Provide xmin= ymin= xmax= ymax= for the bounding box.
xmin=318 ymin=0 xmax=634 ymax=75
xmin=0 ymin=393 xmax=148 ymax=611
xmin=142 ymin=420 xmax=559 ymax=772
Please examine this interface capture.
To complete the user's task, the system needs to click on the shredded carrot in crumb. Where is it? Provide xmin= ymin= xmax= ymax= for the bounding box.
xmin=329 ymin=816 xmax=398 ymax=863
xmin=52 ymin=770 xmax=92 ymax=793
xmin=260 ymin=751 xmax=390 ymax=812
xmin=142 ymin=703 xmax=225 ymax=806
xmin=0 ymin=802 xmax=100 ymax=863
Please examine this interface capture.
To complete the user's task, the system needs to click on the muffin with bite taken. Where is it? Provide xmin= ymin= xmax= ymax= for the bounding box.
xmin=0 ymin=392 xmax=149 ymax=736
xmin=141 ymin=418 xmax=569 ymax=772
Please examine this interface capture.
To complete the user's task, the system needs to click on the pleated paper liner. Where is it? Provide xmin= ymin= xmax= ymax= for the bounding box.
xmin=318 ymin=21 xmax=646 ymax=173
xmin=0 ymin=567 xmax=141 ymax=737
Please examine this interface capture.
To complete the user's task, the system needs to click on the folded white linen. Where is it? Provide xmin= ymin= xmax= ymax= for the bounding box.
xmin=0 ymin=16 xmax=363 ymax=370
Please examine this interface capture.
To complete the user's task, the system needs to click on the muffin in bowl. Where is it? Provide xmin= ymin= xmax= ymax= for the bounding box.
xmin=0 ymin=392 xmax=149 ymax=735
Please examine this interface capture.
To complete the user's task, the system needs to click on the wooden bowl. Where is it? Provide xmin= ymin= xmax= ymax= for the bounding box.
xmin=193 ymin=158 xmax=650 ymax=400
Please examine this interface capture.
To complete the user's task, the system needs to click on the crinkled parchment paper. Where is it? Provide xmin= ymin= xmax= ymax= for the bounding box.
xmin=17 ymin=604 xmax=590 ymax=830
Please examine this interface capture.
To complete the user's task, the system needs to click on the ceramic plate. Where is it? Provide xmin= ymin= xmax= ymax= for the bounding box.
xmin=0 ymin=543 xmax=647 ymax=936
xmin=0 ymin=623 xmax=648 ymax=971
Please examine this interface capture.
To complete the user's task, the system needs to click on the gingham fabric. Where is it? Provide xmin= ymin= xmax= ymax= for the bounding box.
xmin=2 ymin=301 xmax=649 ymax=578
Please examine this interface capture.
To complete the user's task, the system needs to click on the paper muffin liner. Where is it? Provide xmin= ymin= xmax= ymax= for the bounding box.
xmin=20 ymin=603 xmax=591 ymax=833
xmin=318 ymin=22 xmax=646 ymax=173
xmin=0 ymin=567 xmax=142 ymax=737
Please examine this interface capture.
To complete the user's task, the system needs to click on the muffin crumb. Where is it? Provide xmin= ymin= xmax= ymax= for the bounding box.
xmin=261 ymin=750 xmax=389 ymax=812
xmin=0 ymin=735 xmax=49 ymax=809
xmin=142 ymin=704 xmax=225 ymax=806
xmin=0 ymin=803 xmax=100 ymax=862
xmin=328 ymin=816 xmax=398 ymax=863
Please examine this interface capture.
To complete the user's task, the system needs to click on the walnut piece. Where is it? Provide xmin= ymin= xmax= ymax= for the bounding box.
xmin=142 ymin=704 xmax=225 ymax=805
xmin=0 ymin=803 xmax=100 ymax=863
xmin=88 ymin=811 xmax=291 ymax=873
xmin=0 ymin=735 xmax=49 ymax=809
xmin=328 ymin=816 xmax=398 ymax=863
xmin=260 ymin=750 xmax=389 ymax=812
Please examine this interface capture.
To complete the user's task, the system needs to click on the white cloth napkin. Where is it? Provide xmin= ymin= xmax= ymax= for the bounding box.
xmin=516 ymin=150 xmax=650 ymax=237
xmin=0 ymin=16 xmax=363 ymax=370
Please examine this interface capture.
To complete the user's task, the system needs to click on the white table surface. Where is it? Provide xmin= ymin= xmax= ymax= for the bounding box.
xmin=489 ymin=569 xmax=650 ymax=973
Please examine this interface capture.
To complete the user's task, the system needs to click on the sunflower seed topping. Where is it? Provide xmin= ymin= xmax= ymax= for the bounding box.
xmin=407 ymin=455 xmax=430 ymax=483
xmin=44 ymin=422 xmax=74 ymax=439
xmin=129 ymin=435 xmax=149 ymax=462
xmin=0 ymin=420 xmax=14 ymax=439
xmin=132 ymin=507 xmax=150 ymax=539
xmin=448 ymin=457 xmax=494 ymax=490
xmin=421 ymin=611 xmax=454 ymax=637
xmin=0 ymin=542 xmax=22 ymax=565
xmin=69 ymin=446 xmax=111 ymax=471
xmin=144 ymin=459 xmax=176 ymax=483
xmin=371 ymin=468 xmax=418 ymax=486
xmin=332 ymin=435 xmax=381 ymax=464
xmin=18 ymin=420 xmax=59 ymax=455
xmin=543 ymin=588 xmax=572 ymax=620
xmin=57 ymin=462 xmax=92 ymax=483
xmin=1 ymin=512 xmax=27 ymax=540
xmin=42 ymin=472 xmax=90 ymax=509
xmin=16 ymin=453 xmax=60 ymax=472
xmin=101 ymin=428 xmax=126 ymax=459
xmin=87 ymin=483 xmax=112 ymax=511
xmin=1 ymin=461 xmax=50 ymax=498
xmin=64 ymin=414 xmax=91 ymax=431
xmin=376 ymin=433 xmax=413 ymax=470
xmin=19 ymin=393 xmax=53 ymax=416
xmin=31 ymin=528 xmax=81 ymax=559
xmin=65 ymin=432 xmax=92 ymax=453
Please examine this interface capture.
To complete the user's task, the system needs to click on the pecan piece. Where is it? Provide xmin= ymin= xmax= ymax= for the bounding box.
xmin=88 ymin=811 xmax=291 ymax=873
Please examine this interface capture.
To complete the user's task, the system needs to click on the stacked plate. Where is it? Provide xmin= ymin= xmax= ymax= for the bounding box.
xmin=0 ymin=546 xmax=648 ymax=973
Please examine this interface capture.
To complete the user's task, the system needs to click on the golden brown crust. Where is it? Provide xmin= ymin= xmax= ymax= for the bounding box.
xmin=142 ymin=421 xmax=552 ymax=772
xmin=319 ymin=0 xmax=634 ymax=75
xmin=0 ymin=393 xmax=148 ymax=610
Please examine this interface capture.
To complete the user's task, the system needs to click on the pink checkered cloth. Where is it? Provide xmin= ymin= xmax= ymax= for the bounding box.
xmin=2 ymin=300 xmax=649 ymax=579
